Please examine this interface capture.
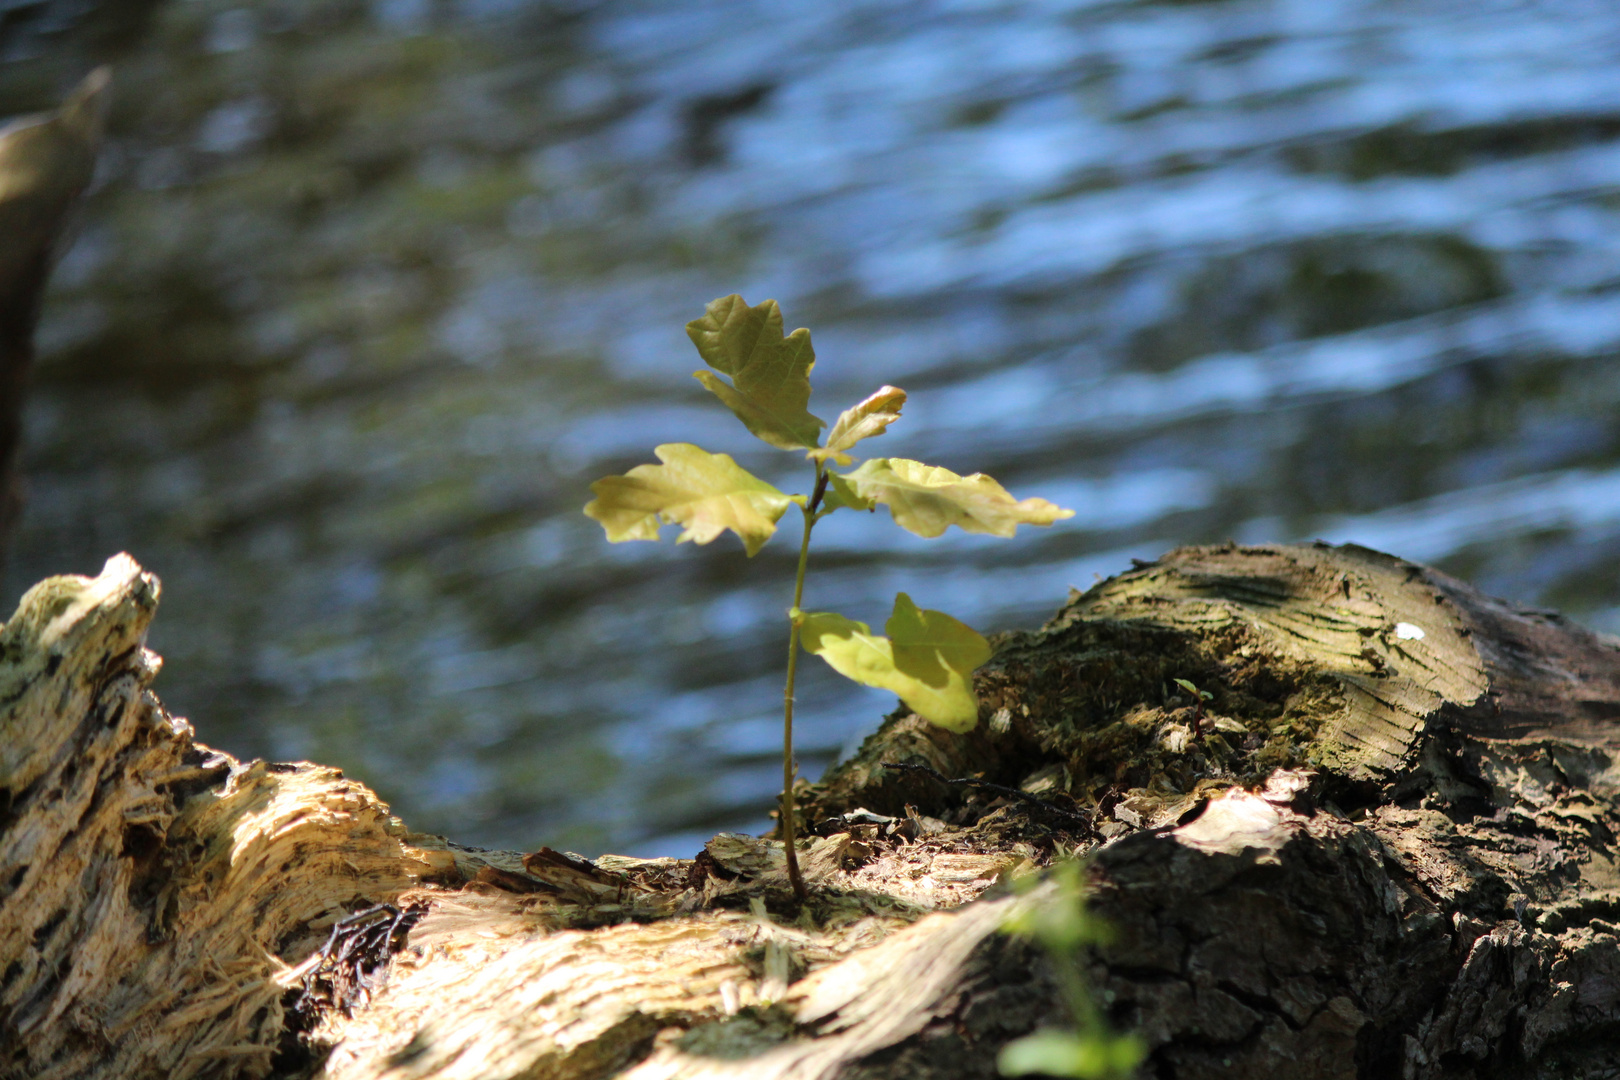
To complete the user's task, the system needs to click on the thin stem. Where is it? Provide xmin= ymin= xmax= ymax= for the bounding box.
xmin=780 ymin=463 xmax=828 ymax=900
xmin=1053 ymin=949 xmax=1100 ymax=1032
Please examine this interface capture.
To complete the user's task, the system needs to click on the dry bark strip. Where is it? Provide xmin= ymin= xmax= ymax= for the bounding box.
xmin=3 ymin=543 xmax=1620 ymax=1079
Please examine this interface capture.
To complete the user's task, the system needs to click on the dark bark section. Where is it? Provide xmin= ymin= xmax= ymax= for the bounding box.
xmin=802 ymin=541 xmax=1620 ymax=1080
xmin=0 ymin=69 xmax=107 ymax=558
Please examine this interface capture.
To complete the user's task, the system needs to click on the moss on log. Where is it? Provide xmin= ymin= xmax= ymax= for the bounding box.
xmin=4 ymin=543 xmax=1620 ymax=1079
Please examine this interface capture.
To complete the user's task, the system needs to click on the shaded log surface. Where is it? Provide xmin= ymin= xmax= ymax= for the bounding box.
xmin=4 ymin=542 xmax=1620 ymax=1079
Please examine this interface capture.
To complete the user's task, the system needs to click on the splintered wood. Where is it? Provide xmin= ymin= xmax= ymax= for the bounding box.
xmin=6 ymin=544 xmax=1620 ymax=1079
xmin=0 ymin=557 xmax=456 ymax=1079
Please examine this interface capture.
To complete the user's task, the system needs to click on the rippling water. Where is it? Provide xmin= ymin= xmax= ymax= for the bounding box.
xmin=4 ymin=0 xmax=1620 ymax=855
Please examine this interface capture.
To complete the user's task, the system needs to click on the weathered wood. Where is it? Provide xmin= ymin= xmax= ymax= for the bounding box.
xmin=4 ymin=543 xmax=1620 ymax=1079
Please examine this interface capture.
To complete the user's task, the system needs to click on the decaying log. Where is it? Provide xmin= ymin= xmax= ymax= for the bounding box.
xmin=4 ymin=543 xmax=1620 ymax=1079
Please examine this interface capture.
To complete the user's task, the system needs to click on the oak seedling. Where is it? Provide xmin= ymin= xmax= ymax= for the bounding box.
xmin=999 ymin=861 xmax=1145 ymax=1079
xmin=585 ymin=294 xmax=1073 ymax=896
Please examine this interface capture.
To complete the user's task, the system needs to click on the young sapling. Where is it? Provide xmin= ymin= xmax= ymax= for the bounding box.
xmin=999 ymin=861 xmax=1144 ymax=1079
xmin=1172 ymin=677 xmax=1214 ymax=733
xmin=584 ymin=294 xmax=1073 ymax=897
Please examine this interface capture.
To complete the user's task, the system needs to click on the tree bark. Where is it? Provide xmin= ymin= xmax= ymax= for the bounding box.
xmin=3 ymin=542 xmax=1620 ymax=1079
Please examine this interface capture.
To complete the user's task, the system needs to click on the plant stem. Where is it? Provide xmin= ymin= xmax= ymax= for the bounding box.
xmin=780 ymin=465 xmax=829 ymax=900
xmin=1054 ymin=949 xmax=1100 ymax=1033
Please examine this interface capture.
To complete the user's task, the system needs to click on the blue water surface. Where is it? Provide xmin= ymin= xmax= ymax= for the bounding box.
xmin=4 ymin=0 xmax=1620 ymax=855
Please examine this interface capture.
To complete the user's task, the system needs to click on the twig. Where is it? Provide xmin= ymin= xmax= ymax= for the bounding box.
xmin=881 ymin=761 xmax=1093 ymax=830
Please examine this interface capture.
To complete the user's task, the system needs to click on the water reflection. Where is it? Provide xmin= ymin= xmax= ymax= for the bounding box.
xmin=3 ymin=0 xmax=1620 ymax=856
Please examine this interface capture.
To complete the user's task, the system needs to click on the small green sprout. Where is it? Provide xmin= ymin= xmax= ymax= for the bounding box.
xmin=1170 ymin=678 xmax=1211 ymax=701
xmin=584 ymin=295 xmax=1073 ymax=896
xmin=1000 ymin=861 xmax=1144 ymax=1079
xmin=1171 ymin=677 xmax=1214 ymax=730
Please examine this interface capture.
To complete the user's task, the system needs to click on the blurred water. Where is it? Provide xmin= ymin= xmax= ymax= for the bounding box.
xmin=4 ymin=0 xmax=1620 ymax=855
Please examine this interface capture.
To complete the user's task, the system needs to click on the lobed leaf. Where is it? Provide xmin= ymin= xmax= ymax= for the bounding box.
xmin=583 ymin=443 xmax=792 ymax=557
xmin=836 ymin=458 xmax=1074 ymax=539
xmin=799 ymin=593 xmax=990 ymax=731
xmin=687 ymin=294 xmax=825 ymax=450
xmin=821 ymin=471 xmax=874 ymax=514
xmin=808 ymin=385 xmax=907 ymax=465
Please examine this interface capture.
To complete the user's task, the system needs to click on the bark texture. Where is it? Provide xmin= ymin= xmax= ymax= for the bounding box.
xmin=4 ymin=543 xmax=1620 ymax=1079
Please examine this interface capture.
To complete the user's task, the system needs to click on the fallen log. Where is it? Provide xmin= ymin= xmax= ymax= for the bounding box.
xmin=3 ymin=542 xmax=1619 ymax=1079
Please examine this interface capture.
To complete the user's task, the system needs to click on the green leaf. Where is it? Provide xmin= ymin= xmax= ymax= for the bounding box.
xmin=687 ymin=294 xmax=825 ymax=450
xmin=799 ymin=593 xmax=990 ymax=731
xmin=1002 ymin=862 xmax=1101 ymax=949
xmin=836 ymin=458 xmax=1075 ymax=538
xmin=822 ymin=471 xmax=875 ymax=514
xmin=584 ymin=443 xmax=792 ymax=557
xmin=1028 ymin=896 xmax=1095 ymax=952
xmin=997 ymin=1030 xmax=1090 ymax=1077
xmin=808 ymin=385 xmax=907 ymax=465
xmin=998 ymin=1030 xmax=1140 ymax=1079
xmin=1106 ymin=1035 xmax=1146 ymax=1075
xmin=1172 ymin=678 xmax=1213 ymax=701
